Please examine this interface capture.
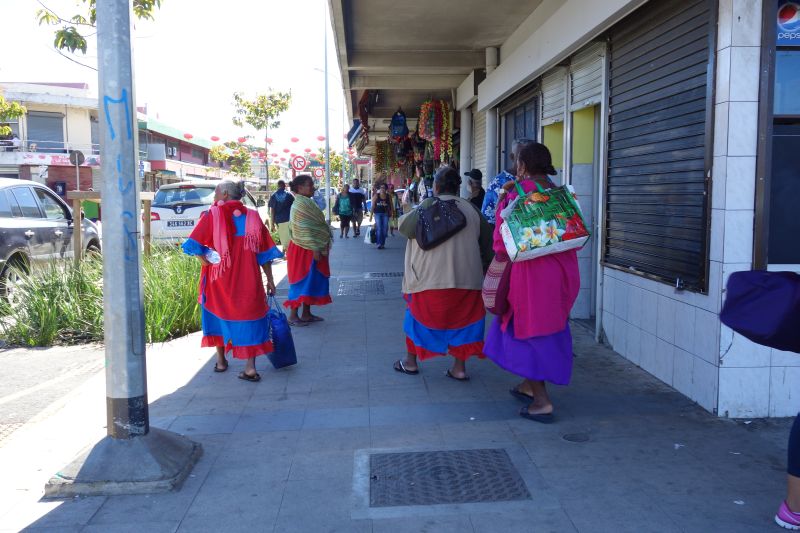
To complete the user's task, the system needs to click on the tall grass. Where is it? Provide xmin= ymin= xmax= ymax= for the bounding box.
xmin=0 ymin=247 xmax=201 ymax=347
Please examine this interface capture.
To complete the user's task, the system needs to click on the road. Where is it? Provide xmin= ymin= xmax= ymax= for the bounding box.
xmin=0 ymin=344 xmax=104 ymax=445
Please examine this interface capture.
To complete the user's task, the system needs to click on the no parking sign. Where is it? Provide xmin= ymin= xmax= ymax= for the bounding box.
xmin=290 ymin=155 xmax=307 ymax=171
xmin=313 ymin=168 xmax=324 ymax=179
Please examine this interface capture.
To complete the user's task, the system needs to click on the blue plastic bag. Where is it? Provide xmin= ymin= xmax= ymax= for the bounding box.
xmin=267 ymin=295 xmax=297 ymax=369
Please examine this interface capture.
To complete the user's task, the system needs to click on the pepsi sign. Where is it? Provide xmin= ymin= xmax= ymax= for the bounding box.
xmin=778 ymin=0 xmax=800 ymax=46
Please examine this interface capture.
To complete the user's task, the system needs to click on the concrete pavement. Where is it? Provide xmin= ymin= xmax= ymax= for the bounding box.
xmin=0 ymin=226 xmax=794 ymax=532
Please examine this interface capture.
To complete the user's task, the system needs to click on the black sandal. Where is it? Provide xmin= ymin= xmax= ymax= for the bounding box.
xmin=238 ymin=371 xmax=261 ymax=382
xmin=213 ymin=362 xmax=228 ymax=373
xmin=509 ymin=386 xmax=534 ymax=402
xmin=393 ymin=359 xmax=419 ymax=375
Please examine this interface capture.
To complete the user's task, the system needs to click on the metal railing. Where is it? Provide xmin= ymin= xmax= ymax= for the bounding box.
xmin=0 ymin=139 xmax=147 ymax=159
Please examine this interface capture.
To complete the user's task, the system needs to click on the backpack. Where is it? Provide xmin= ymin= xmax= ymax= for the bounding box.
xmin=390 ymin=108 xmax=409 ymax=140
xmin=415 ymin=197 xmax=467 ymax=250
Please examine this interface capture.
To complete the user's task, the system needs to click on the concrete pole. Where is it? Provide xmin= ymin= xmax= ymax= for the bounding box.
xmin=459 ymin=106 xmax=472 ymax=198
xmin=97 ymin=0 xmax=148 ymax=439
xmin=485 ymin=47 xmax=499 ymax=179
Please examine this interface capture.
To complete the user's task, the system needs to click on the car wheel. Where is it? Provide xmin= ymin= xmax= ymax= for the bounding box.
xmin=0 ymin=256 xmax=29 ymax=308
xmin=86 ymin=242 xmax=101 ymax=257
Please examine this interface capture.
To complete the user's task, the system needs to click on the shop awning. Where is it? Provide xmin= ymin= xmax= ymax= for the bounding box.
xmin=347 ymin=120 xmax=362 ymax=147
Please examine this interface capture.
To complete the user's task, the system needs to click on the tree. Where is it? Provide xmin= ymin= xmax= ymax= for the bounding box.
xmin=36 ymin=0 xmax=161 ymax=60
xmin=209 ymin=141 xmax=253 ymax=179
xmin=0 ymin=93 xmax=26 ymax=138
xmin=232 ymin=90 xmax=291 ymax=191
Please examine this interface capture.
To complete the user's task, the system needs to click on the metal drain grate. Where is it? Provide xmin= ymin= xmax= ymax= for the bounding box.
xmin=369 ymin=449 xmax=531 ymax=507
xmin=365 ymin=272 xmax=404 ymax=278
xmin=337 ymin=279 xmax=385 ymax=296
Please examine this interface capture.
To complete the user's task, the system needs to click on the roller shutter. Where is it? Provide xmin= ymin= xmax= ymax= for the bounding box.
xmin=541 ymin=68 xmax=567 ymax=126
xmin=473 ymin=106 xmax=487 ymax=182
xmin=604 ymin=0 xmax=714 ymax=292
xmin=570 ymin=41 xmax=606 ymax=111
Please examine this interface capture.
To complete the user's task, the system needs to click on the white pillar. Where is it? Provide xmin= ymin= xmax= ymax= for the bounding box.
xmin=459 ymin=106 xmax=472 ymax=197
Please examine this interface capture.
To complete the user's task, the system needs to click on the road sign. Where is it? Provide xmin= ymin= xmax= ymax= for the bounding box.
xmin=69 ymin=150 xmax=85 ymax=166
xmin=313 ymin=168 xmax=324 ymax=179
xmin=291 ymin=155 xmax=307 ymax=171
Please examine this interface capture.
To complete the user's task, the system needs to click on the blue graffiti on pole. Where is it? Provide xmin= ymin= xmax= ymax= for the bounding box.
xmin=104 ymin=89 xmax=137 ymax=261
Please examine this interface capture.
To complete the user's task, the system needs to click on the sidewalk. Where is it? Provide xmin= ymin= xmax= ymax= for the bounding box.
xmin=0 ymin=226 xmax=793 ymax=532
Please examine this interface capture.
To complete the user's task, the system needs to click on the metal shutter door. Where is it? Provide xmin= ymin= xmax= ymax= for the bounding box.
xmin=27 ymin=111 xmax=64 ymax=153
xmin=604 ymin=0 xmax=713 ymax=292
xmin=570 ymin=42 xmax=606 ymax=111
xmin=541 ymin=68 xmax=567 ymax=126
xmin=473 ymin=106 xmax=487 ymax=180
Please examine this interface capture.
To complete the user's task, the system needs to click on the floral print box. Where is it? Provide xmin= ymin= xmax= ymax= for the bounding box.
xmin=499 ymin=184 xmax=590 ymax=263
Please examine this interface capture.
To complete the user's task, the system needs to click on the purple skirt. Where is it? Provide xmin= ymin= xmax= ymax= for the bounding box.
xmin=484 ymin=317 xmax=573 ymax=385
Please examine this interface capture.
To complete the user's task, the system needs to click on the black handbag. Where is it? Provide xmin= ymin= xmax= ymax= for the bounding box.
xmin=415 ymin=197 xmax=467 ymax=250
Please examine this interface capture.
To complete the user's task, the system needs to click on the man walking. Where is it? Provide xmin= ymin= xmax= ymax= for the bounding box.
xmin=269 ymin=180 xmax=294 ymax=251
xmin=349 ymin=178 xmax=367 ymax=236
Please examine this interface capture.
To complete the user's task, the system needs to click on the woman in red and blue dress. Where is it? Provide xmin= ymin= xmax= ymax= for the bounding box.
xmin=182 ymin=181 xmax=283 ymax=382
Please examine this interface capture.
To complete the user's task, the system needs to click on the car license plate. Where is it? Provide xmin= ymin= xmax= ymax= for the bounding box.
xmin=166 ymin=220 xmax=194 ymax=228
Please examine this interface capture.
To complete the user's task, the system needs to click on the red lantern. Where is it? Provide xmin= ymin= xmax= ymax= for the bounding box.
xmin=317 ymin=135 xmax=326 ymax=141
xmin=304 ymin=148 xmax=311 ymax=153
xmin=210 ymin=135 xmax=220 ymax=142
xmin=280 ymin=157 xmax=286 ymax=161
xmin=290 ymin=153 xmax=296 ymax=158
xmin=183 ymin=133 xmax=193 ymax=140
xmin=266 ymin=137 xmax=274 ymax=144
xmin=290 ymin=137 xmax=299 ymax=143
xmin=271 ymin=153 xmax=278 ymax=157
xmin=238 ymin=136 xmax=247 ymax=144
xmin=283 ymin=148 xmax=290 ymax=153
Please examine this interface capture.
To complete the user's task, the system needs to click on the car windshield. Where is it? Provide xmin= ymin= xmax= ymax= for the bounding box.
xmin=153 ymin=186 xmax=215 ymax=207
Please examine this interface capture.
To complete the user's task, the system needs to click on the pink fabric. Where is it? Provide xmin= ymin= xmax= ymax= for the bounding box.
xmin=493 ymin=180 xmax=580 ymax=339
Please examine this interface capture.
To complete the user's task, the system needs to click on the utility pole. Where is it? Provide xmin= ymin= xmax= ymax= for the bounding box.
xmin=44 ymin=0 xmax=201 ymax=498
xmin=324 ymin=2 xmax=331 ymax=223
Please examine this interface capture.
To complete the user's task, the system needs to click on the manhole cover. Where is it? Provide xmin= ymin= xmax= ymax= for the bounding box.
xmin=562 ymin=433 xmax=590 ymax=443
xmin=338 ymin=279 xmax=385 ymax=296
xmin=369 ymin=449 xmax=531 ymax=507
xmin=0 ymin=423 xmax=24 ymax=446
xmin=365 ymin=272 xmax=404 ymax=278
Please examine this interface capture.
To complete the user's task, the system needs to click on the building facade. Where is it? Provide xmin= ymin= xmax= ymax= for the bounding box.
xmin=332 ymin=0 xmax=799 ymax=417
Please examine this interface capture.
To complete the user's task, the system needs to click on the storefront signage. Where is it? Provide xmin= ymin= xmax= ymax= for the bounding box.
xmin=778 ymin=0 xmax=800 ymax=46
xmin=2 ymin=152 xmax=103 ymax=167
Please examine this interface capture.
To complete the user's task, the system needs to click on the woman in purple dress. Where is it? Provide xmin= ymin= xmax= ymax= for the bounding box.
xmin=483 ymin=142 xmax=580 ymax=423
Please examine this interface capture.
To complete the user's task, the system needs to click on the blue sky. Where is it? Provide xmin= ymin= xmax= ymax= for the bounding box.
xmin=0 ymin=0 xmax=349 ymax=156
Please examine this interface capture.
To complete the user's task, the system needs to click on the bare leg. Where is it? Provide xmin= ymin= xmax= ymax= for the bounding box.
xmin=289 ymin=307 xmax=301 ymax=323
xmin=524 ymin=380 xmax=554 ymax=415
xmin=243 ymin=356 xmax=258 ymax=378
xmin=448 ymin=358 xmax=468 ymax=379
xmin=215 ymin=346 xmax=227 ymax=370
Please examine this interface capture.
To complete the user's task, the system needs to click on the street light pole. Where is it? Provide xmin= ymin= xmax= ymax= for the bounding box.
xmin=44 ymin=0 xmax=200 ymax=499
xmin=324 ymin=2 xmax=331 ymax=223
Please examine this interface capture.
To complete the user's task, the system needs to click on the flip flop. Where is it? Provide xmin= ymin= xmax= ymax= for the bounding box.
xmin=445 ymin=370 xmax=470 ymax=382
xmin=393 ymin=359 xmax=419 ymax=375
xmin=509 ymin=387 xmax=534 ymax=402
xmin=238 ymin=371 xmax=261 ymax=382
xmin=288 ymin=319 xmax=309 ymax=327
xmin=518 ymin=406 xmax=554 ymax=424
xmin=213 ymin=362 xmax=228 ymax=373
xmin=302 ymin=315 xmax=324 ymax=322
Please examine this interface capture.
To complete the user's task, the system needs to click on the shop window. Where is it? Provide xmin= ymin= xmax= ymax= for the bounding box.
xmin=27 ymin=111 xmax=65 ymax=153
xmin=191 ymin=148 xmax=204 ymax=161
xmin=501 ymin=98 xmax=538 ymax=172
xmin=774 ymin=51 xmax=800 ymax=115
xmin=90 ymin=115 xmax=100 ymax=154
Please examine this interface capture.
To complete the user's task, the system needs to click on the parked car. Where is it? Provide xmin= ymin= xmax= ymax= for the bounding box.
xmin=0 ymin=178 xmax=101 ymax=303
xmin=150 ymin=181 xmax=268 ymax=245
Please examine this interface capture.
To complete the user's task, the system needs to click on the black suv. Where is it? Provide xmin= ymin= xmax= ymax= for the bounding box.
xmin=0 ymin=178 xmax=101 ymax=302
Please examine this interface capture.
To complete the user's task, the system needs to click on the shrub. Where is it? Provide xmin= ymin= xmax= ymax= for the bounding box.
xmin=0 ymin=247 xmax=201 ymax=347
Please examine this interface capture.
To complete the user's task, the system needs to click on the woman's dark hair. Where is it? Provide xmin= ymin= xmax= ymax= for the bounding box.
xmin=433 ymin=165 xmax=461 ymax=195
xmin=516 ymin=142 xmax=557 ymax=176
xmin=290 ymin=174 xmax=313 ymax=193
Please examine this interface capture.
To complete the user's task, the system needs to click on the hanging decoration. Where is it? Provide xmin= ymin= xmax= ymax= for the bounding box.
xmin=183 ymin=133 xmax=193 ymax=140
xmin=237 ymin=136 xmax=247 ymax=144
xmin=210 ymin=135 xmax=220 ymax=142
xmin=418 ymin=99 xmax=453 ymax=164
xmin=290 ymin=137 xmax=299 ymax=143
xmin=283 ymin=148 xmax=290 ymax=153
xmin=266 ymin=137 xmax=273 ymax=144
xmin=317 ymin=135 xmax=326 ymax=141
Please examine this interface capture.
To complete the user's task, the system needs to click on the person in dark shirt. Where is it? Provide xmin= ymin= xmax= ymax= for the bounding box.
xmin=268 ymin=180 xmax=294 ymax=250
xmin=348 ymin=178 xmax=367 ymax=236
xmin=464 ymin=169 xmax=485 ymax=210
